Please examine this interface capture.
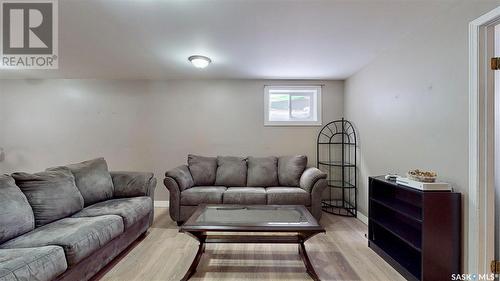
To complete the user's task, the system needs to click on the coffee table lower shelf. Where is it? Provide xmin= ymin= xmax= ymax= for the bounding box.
xmin=180 ymin=232 xmax=324 ymax=281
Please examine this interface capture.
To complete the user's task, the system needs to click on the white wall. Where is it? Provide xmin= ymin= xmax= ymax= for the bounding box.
xmin=0 ymin=79 xmax=344 ymax=201
xmin=344 ymin=0 xmax=500 ymax=269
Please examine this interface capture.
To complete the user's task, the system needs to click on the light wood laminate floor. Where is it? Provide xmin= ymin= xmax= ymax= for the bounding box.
xmin=95 ymin=208 xmax=405 ymax=281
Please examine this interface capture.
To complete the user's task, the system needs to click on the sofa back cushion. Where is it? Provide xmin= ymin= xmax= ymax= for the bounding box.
xmin=188 ymin=155 xmax=217 ymax=186
xmin=215 ymin=156 xmax=247 ymax=187
xmin=60 ymin=158 xmax=114 ymax=206
xmin=12 ymin=169 xmax=84 ymax=227
xmin=278 ymin=155 xmax=307 ymax=187
xmin=0 ymin=175 xmax=35 ymax=244
xmin=246 ymin=156 xmax=278 ymax=187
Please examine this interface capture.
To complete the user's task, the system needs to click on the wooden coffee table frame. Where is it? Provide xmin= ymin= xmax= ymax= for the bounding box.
xmin=179 ymin=205 xmax=325 ymax=281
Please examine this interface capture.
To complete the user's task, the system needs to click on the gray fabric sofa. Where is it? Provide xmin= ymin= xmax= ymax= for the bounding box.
xmin=164 ymin=155 xmax=327 ymax=224
xmin=0 ymin=158 xmax=156 ymax=281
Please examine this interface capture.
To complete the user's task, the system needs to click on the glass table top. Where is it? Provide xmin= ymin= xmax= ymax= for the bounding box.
xmin=196 ymin=206 xmax=308 ymax=225
xmin=180 ymin=205 xmax=324 ymax=231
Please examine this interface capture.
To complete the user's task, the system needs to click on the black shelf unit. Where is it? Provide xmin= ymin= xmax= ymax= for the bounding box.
xmin=368 ymin=176 xmax=461 ymax=281
xmin=317 ymin=118 xmax=357 ymax=217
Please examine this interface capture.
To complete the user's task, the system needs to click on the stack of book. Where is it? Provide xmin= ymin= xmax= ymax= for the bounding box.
xmin=396 ymin=177 xmax=451 ymax=191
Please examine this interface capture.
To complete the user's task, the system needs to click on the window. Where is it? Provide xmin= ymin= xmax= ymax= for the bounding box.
xmin=264 ymin=85 xmax=321 ymax=126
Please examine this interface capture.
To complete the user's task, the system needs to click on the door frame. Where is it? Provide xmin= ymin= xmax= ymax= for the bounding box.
xmin=469 ymin=7 xmax=499 ymax=274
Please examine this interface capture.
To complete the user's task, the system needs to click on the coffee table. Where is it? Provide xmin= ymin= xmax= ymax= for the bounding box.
xmin=179 ymin=204 xmax=325 ymax=281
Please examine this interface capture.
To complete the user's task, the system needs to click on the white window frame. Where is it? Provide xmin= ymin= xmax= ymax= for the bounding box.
xmin=264 ymin=85 xmax=322 ymax=126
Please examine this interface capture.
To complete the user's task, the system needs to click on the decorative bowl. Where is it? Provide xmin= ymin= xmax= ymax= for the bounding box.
xmin=407 ymin=169 xmax=437 ymax=183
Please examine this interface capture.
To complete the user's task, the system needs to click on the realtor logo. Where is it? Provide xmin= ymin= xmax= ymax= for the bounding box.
xmin=1 ymin=0 xmax=58 ymax=69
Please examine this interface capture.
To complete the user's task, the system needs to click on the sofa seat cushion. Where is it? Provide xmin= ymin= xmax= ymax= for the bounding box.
xmin=246 ymin=156 xmax=278 ymax=187
xmin=0 ymin=246 xmax=67 ymax=281
xmin=0 ymin=176 xmax=35 ymax=244
xmin=71 ymin=197 xmax=152 ymax=228
xmin=0 ymin=215 xmax=124 ymax=266
xmin=180 ymin=186 xmax=226 ymax=205
xmin=223 ymin=187 xmax=266 ymax=205
xmin=11 ymin=169 xmax=84 ymax=227
xmin=266 ymin=187 xmax=311 ymax=206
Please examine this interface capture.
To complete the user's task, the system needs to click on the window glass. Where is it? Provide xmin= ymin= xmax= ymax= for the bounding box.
xmin=264 ymin=86 xmax=321 ymax=126
xmin=291 ymin=94 xmax=312 ymax=120
xmin=269 ymin=94 xmax=290 ymax=121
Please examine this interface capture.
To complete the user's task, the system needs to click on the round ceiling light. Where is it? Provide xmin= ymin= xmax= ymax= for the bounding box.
xmin=188 ymin=55 xmax=211 ymax=69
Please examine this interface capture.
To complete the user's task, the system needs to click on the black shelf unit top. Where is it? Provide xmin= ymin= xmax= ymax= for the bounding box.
xmin=317 ymin=118 xmax=357 ymax=217
xmin=368 ymin=176 xmax=461 ymax=281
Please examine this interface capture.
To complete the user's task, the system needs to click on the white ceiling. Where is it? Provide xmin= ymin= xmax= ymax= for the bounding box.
xmin=0 ymin=0 xmax=459 ymax=80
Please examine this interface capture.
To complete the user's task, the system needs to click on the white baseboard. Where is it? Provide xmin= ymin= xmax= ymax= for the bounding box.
xmin=357 ymin=212 xmax=368 ymax=225
xmin=154 ymin=200 xmax=169 ymax=208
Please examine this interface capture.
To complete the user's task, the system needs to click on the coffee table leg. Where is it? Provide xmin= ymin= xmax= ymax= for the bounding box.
xmin=181 ymin=242 xmax=205 ymax=281
xmin=298 ymin=242 xmax=321 ymax=281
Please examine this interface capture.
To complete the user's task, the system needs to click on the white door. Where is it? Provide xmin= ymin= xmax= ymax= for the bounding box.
xmin=495 ymin=24 xmax=500 ymax=281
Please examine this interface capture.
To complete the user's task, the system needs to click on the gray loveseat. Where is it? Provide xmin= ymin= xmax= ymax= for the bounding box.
xmin=164 ymin=155 xmax=327 ymax=224
xmin=0 ymin=158 xmax=156 ymax=281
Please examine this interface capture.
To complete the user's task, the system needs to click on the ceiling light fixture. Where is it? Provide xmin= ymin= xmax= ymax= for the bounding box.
xmin=188 ymin=55 xmax=211 ymax=68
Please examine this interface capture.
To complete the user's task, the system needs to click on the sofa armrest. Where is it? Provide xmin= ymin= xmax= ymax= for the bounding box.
xmin=111 ymin=171 xmax=157 ymax=226
xmin=165 ymin=165 xmax=194 ymax=191
xmin=164 ymin=165 xmax=194 ymax=223
xmin=163 ymin=177 xmax=181 ymax=222
xmin=299 ymin=167 xmax=327 ymax=193
xmin=110 ymin=171 xmax=157 ymax=199
xmin=300 ymin=167 xmax=327 ymax=221
xmin=310 ymin=178 xmax=327 ymax=221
